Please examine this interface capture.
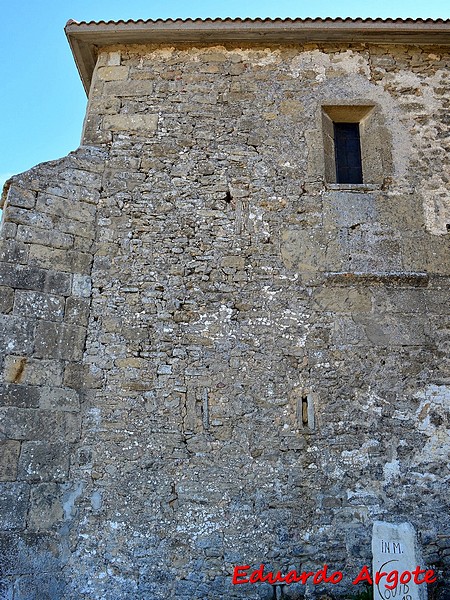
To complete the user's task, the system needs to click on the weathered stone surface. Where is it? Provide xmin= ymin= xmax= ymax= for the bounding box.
xmin=28 ymin=244 xmax=91 ymax=274
xmin=0 ymin=408 xmax=80 ymax=442
xmin=13 ymin=290 xmax=65 ymax=321
xmin=39 ymin=386 xmax=80 ymax=411
xmin=0 ymin=286 xmax=14 ymax=313
xmin=0 ymin=264 xmax=71 ymax=295
xmin=0 ymin=483 xmax=29 ymax=530
xmin=36 ymin=193 xmax=96 ymax=223
xmin=3 ymin=206 xmax=54 ymax=229
xmin=97 ymin=65 xmax=129 ymax=80
xmin=28 ymin=483 xmax=64 ymax=531
xmin=323 ymin=191 xmax=379 ymax=229
xmin=16 ymin=224 xmax=74 ymax=250
xmin=104 ymin=79 xmax=154 ymax=97
xmin=5 ymin=185 xmax=35 ymax=209
xmin=3 ymin=357 xmax=64 ymax=387
xmin=11 ymin=574 xmax=67 ymax=600
xmin=0 ymin=315 xmax=34 ymax=354
xmin=312 ymin=286 xmax=372 ymax=312
xmin=18 ymin=441 xmax=71 ymax=482
xmin=63 ymin=362 xmax=103 ymax=389
xmin=64 ymin=296 xmax=90 ymax=326
xmin=0 ymin=531 xmax=66 ymax=576
xmin=0 ymin=263 xmax=46 ymax=290
xmin=281 ymin=228 xmax=327 ymax=271
xmin=0 ymin=222 xmax=17 ymax=239
xmin=0 ymin=383 xmax=40 ymax=408
xmin=44 ymin=270 xmax=72 ymax=296
xmin=71 ymin=274 xmax=91 ymax=298
xmin=0 ymin=579 xmax=12 ymax=600
xmin=34 ymin=322 xmax=86 ymax=360
xmin=0 ymin=441 xmax=21 ymax=481
xmin=103 ymin=113 xmax=159 ymax=132
xmin=0 ymin=239 xmax=29 ymax=264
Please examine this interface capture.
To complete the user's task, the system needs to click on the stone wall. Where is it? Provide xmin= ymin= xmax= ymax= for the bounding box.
xmin=0 ymin=41 xmax=449 ymax=599
xmin=0 ymin=148 xmax=106 ymax=598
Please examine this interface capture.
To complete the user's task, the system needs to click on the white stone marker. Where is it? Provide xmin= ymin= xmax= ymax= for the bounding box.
xmin=372 ymin=521 xmax=427 ymax=600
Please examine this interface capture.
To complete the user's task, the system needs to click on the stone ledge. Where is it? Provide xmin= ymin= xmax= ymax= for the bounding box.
xmin=325 ymin=183 xmax=382 ymax=192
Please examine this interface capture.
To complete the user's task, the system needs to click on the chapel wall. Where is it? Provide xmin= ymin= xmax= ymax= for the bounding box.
xmin=0 ymin=40 xmax=449 ymax=599
xmin=74 ymin=43 xmax=450 ymax=598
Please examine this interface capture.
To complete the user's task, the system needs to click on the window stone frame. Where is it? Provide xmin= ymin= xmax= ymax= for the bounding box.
xmin=321 ymin=103 xmax=393 ymax=186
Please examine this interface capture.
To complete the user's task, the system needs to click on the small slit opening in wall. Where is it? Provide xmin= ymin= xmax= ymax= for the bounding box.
xmin=302 ymin=396 xmax=308 ymax=426
xmin=201 ymin=388 xmax=209 ymax=430
xmin=299 ymin=393 xmax=315 ymax=431
xmin=446 ymin=224 xmax=450 ymax=232
xmin=225 ymin=190 xmax=232 ymax=203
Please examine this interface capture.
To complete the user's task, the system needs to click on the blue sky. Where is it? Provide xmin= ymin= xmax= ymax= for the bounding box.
xmin=1 ymin=0 xmax=449 ymax=191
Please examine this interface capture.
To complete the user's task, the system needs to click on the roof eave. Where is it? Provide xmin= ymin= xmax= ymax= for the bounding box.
xmin=65 ymin=19 xmax=450 ymax=96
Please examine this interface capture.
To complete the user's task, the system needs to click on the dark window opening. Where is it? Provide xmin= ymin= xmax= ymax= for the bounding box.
xmin=334 ymin=122 xmax=363 ymax=184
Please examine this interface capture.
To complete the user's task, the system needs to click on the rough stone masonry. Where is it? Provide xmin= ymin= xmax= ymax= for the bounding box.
xmin=0 ymin=17 xmax=449 ymax=600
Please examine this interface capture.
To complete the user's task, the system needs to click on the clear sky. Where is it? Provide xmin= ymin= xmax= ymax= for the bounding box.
xmin=1 ymin=0 xmax=449 ymax=191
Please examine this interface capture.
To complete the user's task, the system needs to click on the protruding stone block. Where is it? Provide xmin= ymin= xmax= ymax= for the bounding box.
xmin=12 ymin=574 xmax=67 ymax=600
xmin=16 ymin=224 xmax=74 ymax=250
xmin=0 ymin=264 xmax=45 ymax=291
xmin=0 ymin=531 xmax=66 ymax=577
xmin=36 ymin=193 xmax=96 ymax=224
xmin=0 ymin=264 xmax=71 ymax=295
xmin=63 ymin=362 xmax=103 ymax=389
xmin=104 ymin=80 xmax=154 ymax=97
xmin=44 ymin=270 xmax=72 ymax=296
xmin=106 ymin=51 xmax=121 ymax=66
xmin=28 ymin=244 xmax=91 ymax=274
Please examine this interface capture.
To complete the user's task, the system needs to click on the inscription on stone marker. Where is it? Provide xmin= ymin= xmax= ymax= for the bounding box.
xmin=381 ymin=540 xmax=403 ymax=554
xmin=373 ymin=521 xmax=427 ymax=600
